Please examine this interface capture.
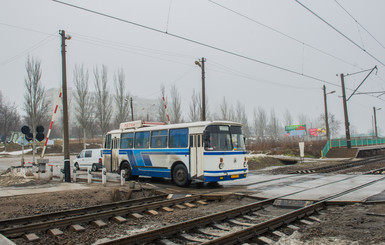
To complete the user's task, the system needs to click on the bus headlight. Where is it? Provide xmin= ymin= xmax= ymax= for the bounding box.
xmin=219 ymin=162 xmax=224 ymax=169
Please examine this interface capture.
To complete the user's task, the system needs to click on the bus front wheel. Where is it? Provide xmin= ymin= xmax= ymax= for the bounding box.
xmin=121 ymin=162 xmax=138 ymax=181
xmin=173 ymin=164 xmax=190 ymax=187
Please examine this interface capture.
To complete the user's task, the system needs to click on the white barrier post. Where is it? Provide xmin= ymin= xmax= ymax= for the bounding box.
xmin=49 ymin=165 xmax=53 ymax=180
xmin=102 ymin=168 xmax=107 ymax=186
xmin=73 ymin=168 xmax=77 ymax=182
xmin=121 ymin=170 xmax=125 ymax=186
xmin=87 ymin=167 xmax=92 ymax=184
xmin=60 ymin=168 xmax=64 ymax=182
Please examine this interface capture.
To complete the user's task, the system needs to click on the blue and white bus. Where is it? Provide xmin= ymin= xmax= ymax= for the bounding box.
xmin=103 ymin=120 xmax=248 ymax=187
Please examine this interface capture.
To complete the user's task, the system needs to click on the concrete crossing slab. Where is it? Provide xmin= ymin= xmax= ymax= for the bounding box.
xmin=330 ymin=178 xmax=385 ymax=202
xmin=244 ymin=173 xmax=385 ymax=202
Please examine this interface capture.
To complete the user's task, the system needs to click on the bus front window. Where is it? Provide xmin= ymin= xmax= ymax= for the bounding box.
xmin=230 ymin=126 xmax=246 ymax=151
xmin=204 ymin=125 xmax=232 ymax=151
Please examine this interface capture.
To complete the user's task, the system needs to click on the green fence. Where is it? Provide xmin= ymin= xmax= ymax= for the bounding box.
xmin=321 ymin=138 xmax=385 ymax=158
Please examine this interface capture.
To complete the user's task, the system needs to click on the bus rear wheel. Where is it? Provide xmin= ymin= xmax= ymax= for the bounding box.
xmin=173 ymin=164 xmax=190 ymax=187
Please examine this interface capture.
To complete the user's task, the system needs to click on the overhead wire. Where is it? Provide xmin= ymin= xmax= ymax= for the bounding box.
xmin=294 ymin=0 xmax=385 ymax=67
xmin=72 ymin=32 xmax=196 ymax=60
xmin=207 ymin=0 xmax=361 ymax=70
xmin=51 ymin=0 xmax=336 ymax=87
xmin=334 ymin=0 xmax=385 ymax=51
xmin=71 ymin=36 xmax=195 ymax=68
xmin=0 ymin=34 xmax=58 ymax=67
xmin=51 ymin=0 xmax=385 ymax=106
xmin=208 ymin=59 xmax=320 ymax=91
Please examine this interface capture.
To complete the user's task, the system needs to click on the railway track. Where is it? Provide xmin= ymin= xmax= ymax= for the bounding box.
xmin=98 ymin=174 xmax=385 ymax=245
xmin=0 ymin=193 xmax=217 ymax=241
xmin=291 ymin=155 xmax=385 ymax=174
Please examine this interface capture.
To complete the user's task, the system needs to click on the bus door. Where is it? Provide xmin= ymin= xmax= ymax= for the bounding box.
xmin=111 ymin=137 xmax=120 ymax=172
xmin=190 ymin=134 xmax=204 ymax=178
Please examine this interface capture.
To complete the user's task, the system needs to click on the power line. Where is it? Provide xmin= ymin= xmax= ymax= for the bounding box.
xmin=0 ymin=22 xmax=56 ymax=36
xmin=208 ymin=0 xmax=361 ymax=70
xmin=0 ymin=34 xmax=58 ymax=67
xmin=52 ymin=0 xmax=332 ymax=86
xmin=52 ymin=0 xmax=385 ymax=105
xmin=334 ymin=0 xmax=385 ymax=51
xmin=294 ymin=0 xmax=385 ymax=67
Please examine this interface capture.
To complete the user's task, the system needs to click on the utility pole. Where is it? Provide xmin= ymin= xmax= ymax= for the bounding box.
xmin=323 ymin=85 xmax=330 ymax=140
xmin=374 ymin=107 xmax=381 ymax=138
xmin=195 ymin=58 xmax=206 ymax=121
xmin=130 ymin=97 xmax=134 ymax=121
xmin=60 ymin=30 xmax=71 ymax=182
xmin=340 ymin=73 xmax=351 ymax=148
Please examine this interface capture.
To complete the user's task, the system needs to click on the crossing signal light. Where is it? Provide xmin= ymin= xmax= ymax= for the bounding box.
xmin=36 ymin=125 xmax=44 ymax=142
xmin=20 ymin=125 xmax=45 ymax=142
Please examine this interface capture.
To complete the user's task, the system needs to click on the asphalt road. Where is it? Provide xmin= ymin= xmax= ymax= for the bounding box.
xmin=0 ymin=154 xmax=76 ymax=171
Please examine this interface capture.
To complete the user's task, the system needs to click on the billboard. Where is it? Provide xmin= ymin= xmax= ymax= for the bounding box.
xmin=285 ymin=124 xmax=306 ymax=137
xmin=309 ymin=128 xmax=326 ymax=137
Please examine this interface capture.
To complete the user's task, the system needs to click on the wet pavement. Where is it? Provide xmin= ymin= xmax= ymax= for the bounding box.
xmin=223 ymin=172 xmax=385 ymax=203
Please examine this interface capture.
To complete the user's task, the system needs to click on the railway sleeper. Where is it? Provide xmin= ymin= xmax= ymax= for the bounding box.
xmin=178 ymin=233 xmax=210 ymax=243
xmin=197 ymin=228 xmax=227 ymax=237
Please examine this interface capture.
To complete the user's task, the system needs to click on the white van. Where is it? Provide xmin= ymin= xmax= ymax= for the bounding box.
xmin=73 ymin=149 xmax=103 ymax=171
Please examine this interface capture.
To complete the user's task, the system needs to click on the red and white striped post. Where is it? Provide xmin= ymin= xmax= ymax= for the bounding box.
xmin=162 ymin=96 xmax=171 ymax=124
xmin=41 ymin=88 xmax=62 ymax=158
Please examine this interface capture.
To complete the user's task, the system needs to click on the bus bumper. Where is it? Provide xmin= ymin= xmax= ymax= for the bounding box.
xmin=203 ymin=172 xmax=247 ymax=182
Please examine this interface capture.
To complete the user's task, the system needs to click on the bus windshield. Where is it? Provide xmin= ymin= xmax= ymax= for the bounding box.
xmin=204 ymin=125 xmax=245 ymax=151
xmin=230 ymin=126 xmax=246 ymax=151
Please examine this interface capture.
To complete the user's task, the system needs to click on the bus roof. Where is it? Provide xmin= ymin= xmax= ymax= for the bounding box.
xmin=107 ymin=120 xmax=242 ymax=135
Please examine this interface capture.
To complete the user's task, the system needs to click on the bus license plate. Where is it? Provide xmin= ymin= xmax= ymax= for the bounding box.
xmin=231 ymin=174 xmax=239 ymax=179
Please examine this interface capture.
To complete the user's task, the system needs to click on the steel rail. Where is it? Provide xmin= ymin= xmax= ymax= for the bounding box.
xmin=292 ymin=155 xmax=385 ymax=174
xmin=203 ymin=174 xmax=385 ymax=244
xmin=0 ymin=194 xmax=204 ymax=238
xmin=96 ymin=198 xmax=275 ymax=245
xmin=0 ymin=194 xmax=168 ymax=229
xmin=365 ymin=167 xmax=385 ymax=174
xmin=100 ymin=170 xmax=385 ymax=244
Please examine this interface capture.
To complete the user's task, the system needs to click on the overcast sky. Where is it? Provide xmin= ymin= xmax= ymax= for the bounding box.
xmin=1 ymin=0 xmax=385 ymax=136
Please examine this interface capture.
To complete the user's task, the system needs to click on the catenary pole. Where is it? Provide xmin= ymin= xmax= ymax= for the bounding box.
xmin=340 ymin=73 xmax=351 ymax=148
xmin=323 ymin=85 xmax=330 ymax=140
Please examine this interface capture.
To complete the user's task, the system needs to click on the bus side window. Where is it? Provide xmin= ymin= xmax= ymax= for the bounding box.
xmin=121 ymin=133 xmax=134 ymax=149
xmin=135 ymin=131 xmax=150 ymax=148
xmin=190 ymin=136 xmax=194 ymax=147
xmin=169 ymin=128 xmax=188 ymax=148
xmin=151 ymin=130 xmax=168 ymax=148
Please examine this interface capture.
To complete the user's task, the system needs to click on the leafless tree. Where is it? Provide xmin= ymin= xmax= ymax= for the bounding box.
xmin=188 ymin=89 xmax=200 ymax=122
xmin=267 ymin=108 xmax=280 ymax=140
xmin=23 ymin=56 xmax=49 ymax=163
xmin=0 ymin=92 xmax=21 ymax=144
xmin=298 ymin=113 xmax=308 ymax=126
xmin=157 ymin=84 xmax=168 ymax=123
xmin=94 ymin=65 xmax=113 ymax=139
xmin=253 ymin=106 xmax=267 ymax=141
xmin=114 ymin=68 xmax=130 ymax=127
xmin=319 ymin=113 xmax=341 ymax=139
xmin=235 ymin=101 xmax=250 ymax=138
xmin=219 ymin=97 xmax=235 ymax=121
xmin=73 ymin=64 xmax=93 ymax=149
xmin=283 ymin=109 xmax=293 ymax=126
xmin=169 ymin=85 xmax=183 ymax=123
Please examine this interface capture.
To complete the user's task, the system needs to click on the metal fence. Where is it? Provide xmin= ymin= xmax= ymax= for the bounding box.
xmin=321 ymin=137 xmax=385 ymax=158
